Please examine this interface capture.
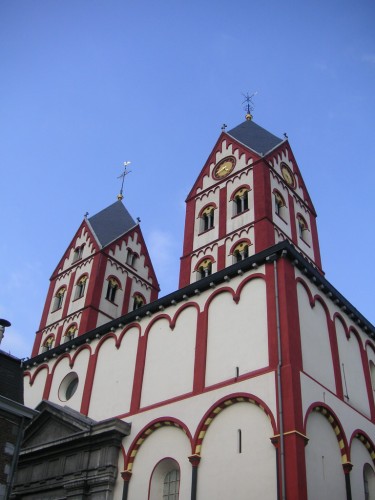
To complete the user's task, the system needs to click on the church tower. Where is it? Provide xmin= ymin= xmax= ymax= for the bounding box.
xmin=179 ymin=117 xmax=322 ymax=287
xmin=19 ymin=113 xmax=375 ymax=500
xmin=31 ymin=200 xmax=159 ymax=357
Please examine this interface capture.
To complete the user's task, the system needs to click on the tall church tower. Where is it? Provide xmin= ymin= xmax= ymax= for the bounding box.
xmin=179 ymin=117 xmax=322 ymax=287
xmin=19 ymin=113 xmax=375 ymax=500
xmin=32 ymin=200 xmax=159 ymax=357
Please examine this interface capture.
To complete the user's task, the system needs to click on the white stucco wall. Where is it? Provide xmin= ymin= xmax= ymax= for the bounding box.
xmin=350 ymin=437 xmax=375 ymax=500
xmin=305 ymin=411 xmax=347 ymax=500
xmin=141 ymin=306 xmax=197 ymax=407
xmin=205 ymin=277 xmax=268 ymax=386
xmin=47 ymin=348 xmax=90 ymax=412
xmin=297 ymin=282 xmax=336 ymax=393
xmin=335 ymin=318 xmax=370 ymax=417
xmin=24 ymin=367 xmax=48 ymax=409
xmin=125 ymin=425 xmax=191 ymax=500
xmin=197 ymin=401 xmax=277 ymax=499
xmin=89 ymin=328 xmax=139 ymax=420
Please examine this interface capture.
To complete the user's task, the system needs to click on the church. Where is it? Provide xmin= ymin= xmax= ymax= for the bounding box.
xmin=12 ymin=113 xmax=375 ymax=499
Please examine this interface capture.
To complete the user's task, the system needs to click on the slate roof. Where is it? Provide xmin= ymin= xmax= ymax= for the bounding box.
xmin=87 ymin=201 xmax=136 ymax=248
xmin=227 ymin=120 xmax=283 ymax=156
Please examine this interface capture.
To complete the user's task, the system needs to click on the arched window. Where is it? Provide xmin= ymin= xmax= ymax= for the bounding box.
xmin=64 ymin=324 xmax=77 ymax=342
xmin=74 ymin=275 xmax=87 ymax=299
xmin=42 ymin=336 xmax=54 ymax=352
xmin=232 ymin=242 xmax=249 ymax=263
xmin=200 ymin=205 xmax=215 ymax=232
xmin=370 ymin=360 xmax=375 ymax=396
xmin=149 ymin=458 xmax=180 ymax=500
xmin=133 ymin=293 xmax=145 ymax=311
xmin=105 ymin=277 xmax=120 ymax=303
xmin=126 ymin=248 xmax=138 ymax=268
xmin=196 ymin=258 xmax=213 ymax=280
xmin=363 ymin=463 xmax=375 ymax=500
xmin=52 ymin=287 xmax=66 ymax=312
xmin=233 ymin=187 xmax=249 ymax=216
xmin=274 ymin=190 xmax=286 ymax=219
xmin=72 ymin=244 xmax=84 ymax=263
xmin=297 ymin=214 xmax=309 ymax=242
xmin=163 ymin=469 xmax=180 ymax=500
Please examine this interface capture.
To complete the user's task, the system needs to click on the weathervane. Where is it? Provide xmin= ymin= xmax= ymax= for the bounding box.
xmin=117 ymin=161 xmax=132 ymax=200
xmin=242 ymin=91 xmax=258 ymax=120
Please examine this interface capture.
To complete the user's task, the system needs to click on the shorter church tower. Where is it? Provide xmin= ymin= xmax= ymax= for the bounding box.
xmin=179 ymin=117 xmax=322 ymax=287
xmin=32 ymin=200 xmax=159 ymax=357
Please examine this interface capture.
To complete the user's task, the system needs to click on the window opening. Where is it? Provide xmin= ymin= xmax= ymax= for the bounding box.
xmin=126 ymin=249 xmax=138 ymax=268
xmin=200 ymin=206 xmax=215 ymax=232
xmin=233 ymin=188 xmax=249 ymax=216
xmin=133 ymin=294 xmax=145 ymax=311
xmin=233 ymin=242 xmax=249 ymax=263
xmin=64 ymin=325 xmax=77 ymax=342
xmin=106 ymin=278 xmax=119 ymax=303
xmin=363 ymin=463 xmax=375 ymax=500
xmin=163 ymin=469 xmax=180 ymax=500
xmin=297 ymin=214 xmax=308 ymax=242
xmin=369 ymin=361 xmax=375 ymax=410
xmin=52 ymin=287 xmax=66 ymax=311
xmin=274 ymin=191 xmax=285 ymax=217
xmin=197 ymin=259 xmax=212 ymax=280
xmin=43 ymin=336 xmax=54 ymax=352
xmin=74 ymin=275 xmax=87 ymax=299
xmin=58 ymin=372 xmax=79 ymax=402
xmin=72 ymin=245 xmax=84 ymax=263
xmin=238 ymin=429 xmax=242 ymax=453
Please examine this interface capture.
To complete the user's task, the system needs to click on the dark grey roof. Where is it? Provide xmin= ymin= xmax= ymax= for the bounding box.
xmin=227 ymin=120 xmax=283 ymax=156
xmin=88 ymin=201 xmax=136 ymax=248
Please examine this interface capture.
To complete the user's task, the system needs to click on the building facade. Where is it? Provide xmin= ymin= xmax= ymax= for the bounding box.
xmin=0 ymin=350 xmax=36 ymax=500
xmin=15 ymin=117 xmax=375 ymax=499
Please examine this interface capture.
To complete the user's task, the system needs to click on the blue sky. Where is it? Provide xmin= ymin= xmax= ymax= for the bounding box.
xmin=0 ymin=0 xmax=374 ymax=357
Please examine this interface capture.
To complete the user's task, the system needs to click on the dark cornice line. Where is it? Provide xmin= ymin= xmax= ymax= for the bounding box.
xmin=25 ymin=241 xmax=374 ymax=368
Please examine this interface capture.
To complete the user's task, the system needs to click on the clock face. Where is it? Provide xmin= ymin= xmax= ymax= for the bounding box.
xmin=213 ymin=156 xmax=236 ymax=179
xmin=281 ymin=164 xmax=296 ymax=188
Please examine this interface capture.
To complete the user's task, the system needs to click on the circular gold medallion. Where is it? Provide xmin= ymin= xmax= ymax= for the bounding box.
xmin=213 ymin=156 xmax=236 ymax=179
xmin=281 ymin=163 xmax=296 ymax=188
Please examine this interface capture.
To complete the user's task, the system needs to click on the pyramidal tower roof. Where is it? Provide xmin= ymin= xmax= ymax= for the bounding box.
xmin=227 ymin=119 xmax=284 ymax=156
xmin=87 ymin=200 xmax=136 ymax=248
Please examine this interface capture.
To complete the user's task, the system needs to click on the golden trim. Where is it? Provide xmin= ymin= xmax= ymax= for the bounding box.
xmin=272 ymin=430 xmax=309 ymax=440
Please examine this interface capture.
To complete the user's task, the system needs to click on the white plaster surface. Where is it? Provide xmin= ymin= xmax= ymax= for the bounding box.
xmin=305 ymin=411 xmax=347 ymax=500
xmin=205 ymin=278 xmax=268 ymax=386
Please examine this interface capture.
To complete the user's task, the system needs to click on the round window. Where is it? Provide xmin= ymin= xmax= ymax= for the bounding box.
xmin=58 ymin=372 xmax=79 ymax=402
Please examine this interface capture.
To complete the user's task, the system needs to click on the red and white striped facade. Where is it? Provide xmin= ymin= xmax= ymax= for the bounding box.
xmin=24 ymin=119 xmax=375 ymax=500
xmin=32 ymin=210 xmax=159 ymax=358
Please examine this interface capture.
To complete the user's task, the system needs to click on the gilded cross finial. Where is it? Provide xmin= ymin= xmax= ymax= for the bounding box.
xmin=117 ymin=161 xmax=132 ymax=200
xmin=242 ymin=92 xmax=258 ymax=120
